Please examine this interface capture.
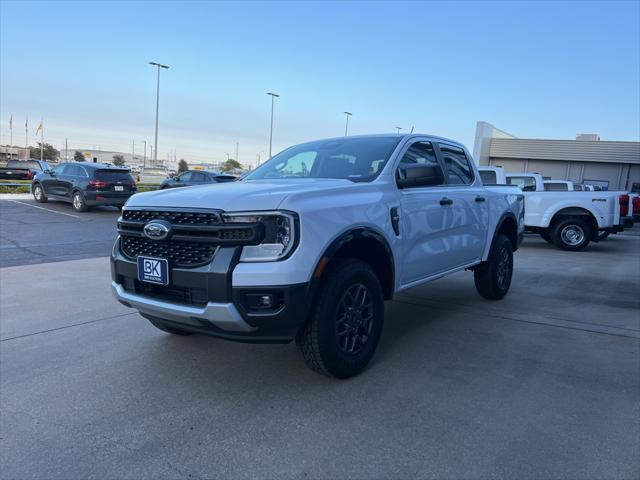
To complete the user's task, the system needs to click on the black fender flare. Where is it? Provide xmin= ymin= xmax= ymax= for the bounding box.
xmin=491 ymin=212 xmax=520 ymax=254
xmin=311 ymin=227 xmax=395 ymax=299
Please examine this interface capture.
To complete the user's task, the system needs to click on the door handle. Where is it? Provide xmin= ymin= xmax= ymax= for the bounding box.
xmin=439 ymin=197 xmax=453 ymax=206
xmin=475 ymin=196 xmax=486 ymax=203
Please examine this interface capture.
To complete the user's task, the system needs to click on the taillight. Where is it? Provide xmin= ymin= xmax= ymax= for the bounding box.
xmin=619 ymin=194 xmax=629 ymax=216
xmin=633 ymin=197 xmax=640 ymax=215
xmin=89 ymin=179 xmax=109 ymax=189
xmin=26 ymin=170 xmax=34 ymax=179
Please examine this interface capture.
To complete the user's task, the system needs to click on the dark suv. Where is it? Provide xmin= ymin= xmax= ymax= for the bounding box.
xmin=160 ymin=170 xmax=236 ymax=189
xmin=32 ymin=163 xmax=137 ymax=211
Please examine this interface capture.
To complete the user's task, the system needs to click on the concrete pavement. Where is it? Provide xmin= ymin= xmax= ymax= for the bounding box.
xmin=1 ymin=234 xmax=639 ymax=479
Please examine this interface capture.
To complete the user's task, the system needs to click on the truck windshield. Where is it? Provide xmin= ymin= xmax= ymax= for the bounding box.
xmin=244 ymin=136 xmax=402 ymax=182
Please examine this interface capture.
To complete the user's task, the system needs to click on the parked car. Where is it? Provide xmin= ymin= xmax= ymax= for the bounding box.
xmin=160 ymin=170 xmax=237 ymax=189
xmin=111 ymin=134 xmax=524 ymax=378
xmin=478 ymin=166 xmax=634 ymax=250
xmin=0 ymin=159 xmax=51 ymax=180
xmin=138 ymin=167 xmax=168 ymax=184
xmin=32 ymin=162 xmax=137 ymax=212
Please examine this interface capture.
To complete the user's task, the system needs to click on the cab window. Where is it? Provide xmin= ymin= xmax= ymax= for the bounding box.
xmin=507 ymin=176 xmax=537 ymax=191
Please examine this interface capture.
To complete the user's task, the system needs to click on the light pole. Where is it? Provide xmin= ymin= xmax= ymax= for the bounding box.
xmin=256 ymin=150 xmax=264 ymax=166
xmin=395 ymin=126 xmax=402 ymax=134
xmin=143 ymin=140 xmax=147 ymax=167
xmin=149 ymin=61 xmax=169 ymax=165
xmin=267 ymin=92 xmax=279 ymax=159
xmin=343 ymin=111 xmax=352 ymax=136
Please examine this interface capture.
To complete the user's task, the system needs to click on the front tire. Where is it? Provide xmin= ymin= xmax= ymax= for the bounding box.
xmin=33 ymin=184 xmax=47 ymax=203
xmin=296 ymin=259 xmax=384 ymax=379
xmin=474 ymin=234 xmax=513 ymax=300
xmin=72 ymin=191 xmax=88 ymax=212
xmin=551 ymin=217 xmax=591 ymax=251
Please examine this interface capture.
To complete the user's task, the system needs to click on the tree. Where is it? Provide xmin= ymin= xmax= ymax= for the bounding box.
xmin=221 ymin=159 xmax=241 ymax=172
xmin=112 ymin=154 xmax=125 ymax=166
xmin=28 ymin=142 xmax=59 ymax=161
xmin=178 ymin=159 xmax=188 ymax=172
xmin=74 ymin=150 xmax=85 ymax=162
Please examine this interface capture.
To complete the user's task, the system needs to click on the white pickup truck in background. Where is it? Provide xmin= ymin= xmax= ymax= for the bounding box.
xmin=478 ymin=166 xmax=634 ymax=251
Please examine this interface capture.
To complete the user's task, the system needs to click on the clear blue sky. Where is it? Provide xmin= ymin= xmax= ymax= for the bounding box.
xmin=1 ymin=0 xmax=639 ymax=166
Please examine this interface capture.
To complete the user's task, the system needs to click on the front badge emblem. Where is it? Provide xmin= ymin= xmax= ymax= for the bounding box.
xmin=143 ymin=221 xmax=170 ymax=241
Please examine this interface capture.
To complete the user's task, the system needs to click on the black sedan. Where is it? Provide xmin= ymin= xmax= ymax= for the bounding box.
xmin=32 ymin=162 xmax=136 ymax=212
xmin=160 ymin=170 xmax=237 ymax=189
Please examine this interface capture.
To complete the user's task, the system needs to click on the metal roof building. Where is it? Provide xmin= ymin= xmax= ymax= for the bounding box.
xmin=473 ymin=121 xmax=640 ymax=191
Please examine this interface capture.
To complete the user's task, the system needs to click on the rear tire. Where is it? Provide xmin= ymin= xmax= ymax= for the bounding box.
xmin=72 ymin=191 xmax=88 ymax=212
xmin=147 ymin=318 xmax=193 ymax=336
xmin=32 ymin=184 xmax=47 ymax=203
xmin=296 ymin=259 xmax=384 ymax=378
xmin=474 ymin=234 xmax=513 ymax=300
xmin=540 ymin=230 xmax=553 ymax=244
xmin=551 ymin=217 xmax=591 ymax=251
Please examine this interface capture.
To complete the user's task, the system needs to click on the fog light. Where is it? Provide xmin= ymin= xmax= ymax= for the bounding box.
xmin=259 ymin=295 xmax=273 ymax=307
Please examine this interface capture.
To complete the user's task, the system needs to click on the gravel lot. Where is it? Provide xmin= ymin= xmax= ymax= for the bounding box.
xmin=1 ymin=199 xmax=638 ymax=479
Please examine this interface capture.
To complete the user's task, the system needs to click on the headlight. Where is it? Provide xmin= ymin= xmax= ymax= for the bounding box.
xmin=222 ymin=211 xmax=297 ymax=262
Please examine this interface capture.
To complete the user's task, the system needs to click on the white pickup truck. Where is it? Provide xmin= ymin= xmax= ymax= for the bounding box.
xmin=111 ymin=135 xmax=524 ymax=378
xmin=478 ymin=166 xmax=634 ymax=250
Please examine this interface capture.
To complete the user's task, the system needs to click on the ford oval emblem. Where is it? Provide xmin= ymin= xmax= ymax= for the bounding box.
xmin=143 ymin=221 xmax=171 ymax=241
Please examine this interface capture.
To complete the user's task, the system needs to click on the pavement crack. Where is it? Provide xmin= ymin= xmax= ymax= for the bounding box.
xmin=0 ymin=234 xmax=47 ymax=257
xmin=0 ymin=312 xmax=138 ymax=342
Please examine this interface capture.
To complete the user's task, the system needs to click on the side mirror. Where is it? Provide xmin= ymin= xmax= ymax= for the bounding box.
xmin=397 ymin=164 xmax=444 ymax=189
xmin=48 ymin=170 xmax=56 ymax=176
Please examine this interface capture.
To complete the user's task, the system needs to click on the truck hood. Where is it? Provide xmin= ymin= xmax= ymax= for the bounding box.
xmin=126 ymin=178 xmax=356 ymax=211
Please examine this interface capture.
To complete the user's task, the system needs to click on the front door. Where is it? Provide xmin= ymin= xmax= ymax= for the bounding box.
xmin=397 ymin=141 xmax=461 ymax=285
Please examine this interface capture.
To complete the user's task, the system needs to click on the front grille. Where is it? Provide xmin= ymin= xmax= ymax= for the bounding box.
xmin=118 ymin=208 xmax=264 ymax=268
xmin=121 ymin=235 xmax=217 ymax=267
xmin=122 ymin=209 xmax=221 ymax=226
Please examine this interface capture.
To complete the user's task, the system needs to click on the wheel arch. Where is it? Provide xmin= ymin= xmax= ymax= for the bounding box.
xmin=550 ymin=207 xmax=598 ymax=236
xmin=490 ymin=212 xmax=519 ymax=255
xmin=312 ymin=227 xmax=395 ymax=301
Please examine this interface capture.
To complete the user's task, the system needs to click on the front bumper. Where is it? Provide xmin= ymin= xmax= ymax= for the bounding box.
xmin=110 ymin=237 xmax=310 ymax=343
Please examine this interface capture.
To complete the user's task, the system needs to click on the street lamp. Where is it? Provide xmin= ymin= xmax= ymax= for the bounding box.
xmin=267 ymin=92 xmax=279 ymax=159
xmin=343 ymin=111 xmax=352 ymax=136
xmin=149 ymin=61 xmax=169 ymax=164
xmin=395 ymin=126 xmax=402 ymax=134
xmin=256 ymin=150 xmax=264 ymax=166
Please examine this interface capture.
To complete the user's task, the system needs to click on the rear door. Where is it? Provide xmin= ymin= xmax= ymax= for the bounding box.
xmin=436 ymin=143 xmax=488 ymax=266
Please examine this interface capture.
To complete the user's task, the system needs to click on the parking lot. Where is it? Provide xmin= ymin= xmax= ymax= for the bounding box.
xmin=1 ymin=199 xmax=639 ymax=479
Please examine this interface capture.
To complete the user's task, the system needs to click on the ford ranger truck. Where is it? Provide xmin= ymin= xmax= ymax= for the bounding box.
xmin=111 ymin=135 xmax=524 ymax=378
xmin=479 ymin=166 xmax=634 ymax=251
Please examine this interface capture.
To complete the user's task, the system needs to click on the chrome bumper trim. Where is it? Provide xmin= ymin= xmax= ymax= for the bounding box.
xmin=111 ymin=281 xmax=256 ymax=333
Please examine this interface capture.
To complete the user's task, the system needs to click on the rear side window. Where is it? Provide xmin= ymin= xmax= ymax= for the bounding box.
xmin=507 ymin=176 xmax=537 ymax=191
xmin=438 ymin=144 xmax=474 ymax=185
xmin=479 ymin=170 xmax=497 ymax=184
xmin=95 ymin=169 xmax=134 ymax=182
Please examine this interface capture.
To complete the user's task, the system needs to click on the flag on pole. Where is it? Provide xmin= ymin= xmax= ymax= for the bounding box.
xmin=36 ymin=121 xmax=43 ymax=135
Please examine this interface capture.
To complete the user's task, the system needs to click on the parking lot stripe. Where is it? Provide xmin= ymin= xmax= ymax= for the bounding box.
xmin=8 ymin=200 xmax=81 ymax=219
